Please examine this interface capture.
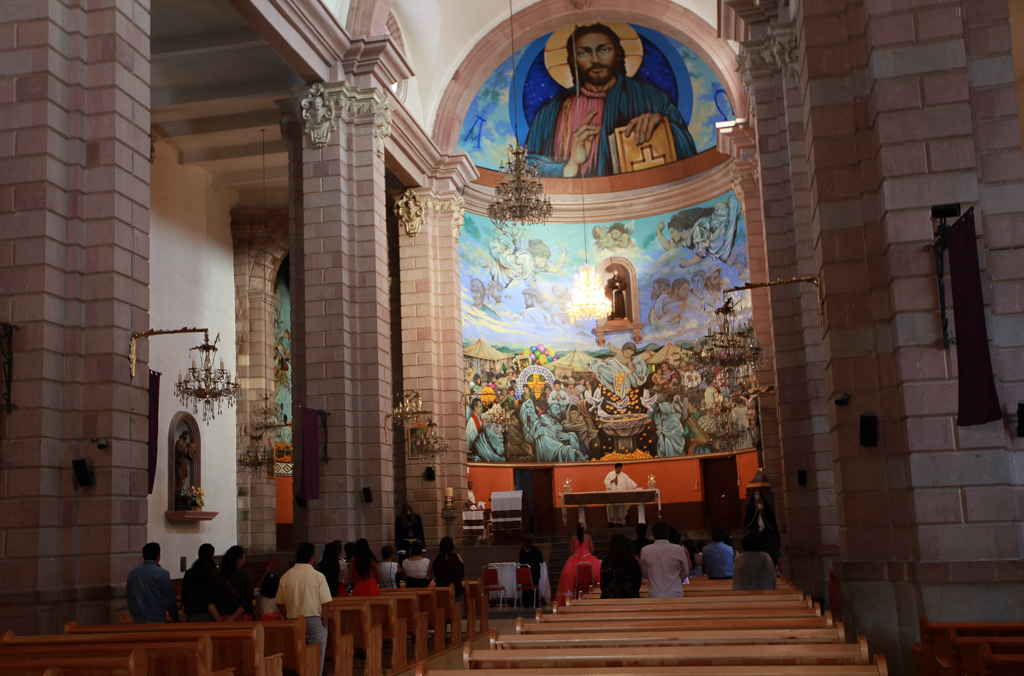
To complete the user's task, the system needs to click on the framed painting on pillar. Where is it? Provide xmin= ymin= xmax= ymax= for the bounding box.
xmin=407 ymin=422 xmax=430 ymax=459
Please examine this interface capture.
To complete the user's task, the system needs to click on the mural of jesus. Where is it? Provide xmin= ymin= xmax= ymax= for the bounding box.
xmin=525 ymin=23 xmax=698 ymax=178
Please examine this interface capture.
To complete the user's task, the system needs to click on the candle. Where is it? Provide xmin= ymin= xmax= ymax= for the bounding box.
xmin=445 ymin=487 xmax=453 ymax=497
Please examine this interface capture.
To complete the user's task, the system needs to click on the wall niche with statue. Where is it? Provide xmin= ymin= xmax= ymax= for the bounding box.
xmin=166 ymin=411 xmax=214 ymax=520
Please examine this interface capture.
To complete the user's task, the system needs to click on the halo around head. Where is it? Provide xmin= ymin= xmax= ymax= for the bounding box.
xmin=544 ymin=22 xmax=643 ymax=90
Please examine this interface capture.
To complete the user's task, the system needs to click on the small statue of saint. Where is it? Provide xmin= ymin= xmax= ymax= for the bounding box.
xmin=174 ymin=430 xmax=195 ymax=494
xmin=605 ymin=271 xmax=629 ymax=321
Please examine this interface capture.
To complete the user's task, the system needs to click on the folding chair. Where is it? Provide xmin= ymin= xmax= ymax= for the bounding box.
xmin=514 ymin=564 xmax=539 ymax=609
xmin=574 ymin=561 xmax=594 ymax=599
xmin=482 ymin=564 xmax=506 ymax=609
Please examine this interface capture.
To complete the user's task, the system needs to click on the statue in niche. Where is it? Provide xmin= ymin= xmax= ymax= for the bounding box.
xmin=174 ymin=430 xmax=196 ymax=494
xmin=605 ymin=270 xmax=629 ymax=320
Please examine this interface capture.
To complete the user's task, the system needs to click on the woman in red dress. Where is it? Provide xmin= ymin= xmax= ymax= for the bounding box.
xmin=555 ymin=523 xmax=602 ymax=605
xmin=348 ymin=538 xmax=381 ymax=596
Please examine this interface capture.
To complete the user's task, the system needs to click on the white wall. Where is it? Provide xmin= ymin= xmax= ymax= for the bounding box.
xmin=147 ymin=142 xmax=239 ymax=575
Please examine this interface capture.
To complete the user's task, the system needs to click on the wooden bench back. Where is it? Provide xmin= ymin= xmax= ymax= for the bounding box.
xmin=516 ymin=615 xmax=835 ymax=634
xmin=569 ymin=589 xmax=802 ymax=603
xmin=539 ymin=605 xmax=823 ymax=622
xmin=916 ymin=616 xmax=1024 ymax=676
xmin=0 ymin=649 xmax=147 ymax=676
xmin=463 ymin=636 xmax=871 ymax=668
xmin=0 ymin=636 xmax=210 ymax=676
xmin=490 ymin=625 xmax=845 ymax=648
xmin=555 ymin=597 xmax=813 ymax=612
xmin=62 ymin=623 xmax=263 ymax=676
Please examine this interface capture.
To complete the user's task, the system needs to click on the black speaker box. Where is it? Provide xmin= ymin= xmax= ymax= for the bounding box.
xmin=362 ymin=486 xmax=373 ymax=503
xmin=1018 ymin=402 xmax=1024 ymax=438
xmin=72 ymin=457 xmax=94 ymax=487
xmin=797 ymin=469 xmax=808 ymax=486
xmin=860 ymin=412 xmax=878 ymax=447
xmin=424 ymin=466 xmax=436 ymax=481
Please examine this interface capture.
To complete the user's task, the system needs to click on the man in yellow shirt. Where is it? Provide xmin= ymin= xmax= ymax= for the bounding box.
xmin=276 ymin=542 xmax=333 ymax=676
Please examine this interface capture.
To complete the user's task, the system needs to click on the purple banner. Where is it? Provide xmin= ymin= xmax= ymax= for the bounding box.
xmin=147 ymin=370 xmax=160 ymax=494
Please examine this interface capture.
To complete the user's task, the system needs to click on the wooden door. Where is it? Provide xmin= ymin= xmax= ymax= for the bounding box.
xmin=530 ymin=469 xmax=555 ymax=536
xmin=702 ymin=456 xmax=742 ymax=532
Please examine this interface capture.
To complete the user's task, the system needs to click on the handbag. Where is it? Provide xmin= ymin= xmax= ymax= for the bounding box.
xmin=225 ymin=574 xmax=260 ymax=620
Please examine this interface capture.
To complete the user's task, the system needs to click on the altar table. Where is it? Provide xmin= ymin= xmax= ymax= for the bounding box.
xmin=561 ymin=489 xmax=661 ymax=527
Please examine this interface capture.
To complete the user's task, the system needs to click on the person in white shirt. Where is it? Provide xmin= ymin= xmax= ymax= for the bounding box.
xmin=276 ymin=542 xmax=333 ymax=676
xmin=467 ymin=481 xmax=478 ymax=509
xmin=603 ymin=463 xmax=638 ymax=527
xmin=639 ymin=520 xmax=691 ymax=597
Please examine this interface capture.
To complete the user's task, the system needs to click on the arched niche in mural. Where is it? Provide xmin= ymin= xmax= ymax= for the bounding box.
xmin=168 ymin=411 xmax=201 ymax=511
xmin=595 ymin=256 xmax=643 ymax=346
xmin=456 ymin=20 xmax=734 ymax=193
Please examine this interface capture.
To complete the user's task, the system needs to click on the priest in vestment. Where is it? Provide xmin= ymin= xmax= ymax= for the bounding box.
xmin=604 ymin=462 xmax=638 ymax=527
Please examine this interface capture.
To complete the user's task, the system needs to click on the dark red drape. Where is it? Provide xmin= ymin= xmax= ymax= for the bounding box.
xmin=298 ymin=406 xmax=320 ymax=500
xmin=947 ymin=208 xmax=1001 ymax=426
xmin=147 ymin=370 xmax=161 ymax=494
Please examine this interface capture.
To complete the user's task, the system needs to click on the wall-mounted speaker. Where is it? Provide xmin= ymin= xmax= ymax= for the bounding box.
xmin=295 ymin=497 xmax=308 ymax=509
xmin=860 ymin=412 xmax=878 ymax=447
xmin=72 ymin=457 xmax=95 ymax=487
xmin=362 ymin=486 xmax=373 ymax=503
xmin=1018 ymin=402 xmax=1024 ymax=438
xmin=424 ymin=466 xmax=436 ymax=481
xmin=797 ymin=469 xmax=808 ymax=486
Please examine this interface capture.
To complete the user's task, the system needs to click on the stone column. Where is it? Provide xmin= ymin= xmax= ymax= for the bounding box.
xmin=287 ymin=82 xmax=395 ymax=548
xmin=393 ymin=185 xmax=469 ymax=545
xmin=231 ymin=209 xmax=289 ymax=553
xmin=0 ymin=0 xmax=152 ymax=631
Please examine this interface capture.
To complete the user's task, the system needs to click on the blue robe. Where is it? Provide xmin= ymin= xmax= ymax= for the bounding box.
xmin=525 ymin=75 xmax=698 ymax=178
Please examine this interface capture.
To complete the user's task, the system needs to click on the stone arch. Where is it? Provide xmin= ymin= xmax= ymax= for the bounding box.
xmin=431 ymin=0 xmax=746 ymax=156
xmin=346 ymin=0 xmax=394 ymax=37
xmin=167 ymin=411 xmax=202 ymax=512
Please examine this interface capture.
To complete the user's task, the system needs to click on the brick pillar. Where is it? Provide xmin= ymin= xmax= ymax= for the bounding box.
xmin=0 ymin=0 xmax=151 ymax=631
xmin=287 ymin=82 xmax=395 ymax=548
xmin=231 ymin=209 xmax=289 ymax=553
xmin=394 ymin=187 xmax=468 ymax=545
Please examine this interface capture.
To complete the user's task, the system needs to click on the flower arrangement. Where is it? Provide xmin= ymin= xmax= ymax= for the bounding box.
xmin=181 ymin=486 xmax=205 ymax=508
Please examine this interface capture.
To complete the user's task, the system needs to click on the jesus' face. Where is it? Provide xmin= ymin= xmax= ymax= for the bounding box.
xmin=574 ymin=32 xmax=619 ymax=89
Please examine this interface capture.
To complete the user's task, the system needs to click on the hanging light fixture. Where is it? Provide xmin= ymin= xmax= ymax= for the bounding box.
xmin=175 ymin=331 xmax=240 ymax=423
xmin=564 ymin=18 xmax=611 ymax=324
xmin=487 ymin=0 xmax=552 ymax=227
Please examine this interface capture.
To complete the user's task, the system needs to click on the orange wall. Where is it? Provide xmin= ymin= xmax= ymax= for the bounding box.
xmin=467 ymin=465 xmax=514 ymax=506
xmin=736 ymin=451 xmax=760 ymax=500
xmin=276 ymin=476 xmax=294 ymax=523
xmin=468 ymin=449 xmax=759 ymax=508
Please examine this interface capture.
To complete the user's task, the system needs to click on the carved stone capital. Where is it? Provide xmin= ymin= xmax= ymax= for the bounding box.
xmin=737 ymin=22 xmax=799 ymax=118
xmin=297 ymin=81 xmax=394 ymax=157
xmin=393 ymin=189 xmax=466 ymax=239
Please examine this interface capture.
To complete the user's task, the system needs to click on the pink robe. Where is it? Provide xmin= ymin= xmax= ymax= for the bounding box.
xmin=556 ymin=539 xmax=602 ymax=606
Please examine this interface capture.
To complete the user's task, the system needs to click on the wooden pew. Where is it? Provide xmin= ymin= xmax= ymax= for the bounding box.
xmin=381 ymin=588 xmax=446 ymax=655
xmin=570 ymin=589 xmax=802 ymax=603
xmin=329 ymin=603 xmax=381 ymax=676
xmin=97 ymin=616 xmax=319 ymax=676
xmin=1 ymin=634 xmax=212 ymax=676
xmin=329 ymin=597 xmax=407 ymax=671
xmin=555 ymin=597 xmax=815 ymax=613
xmin=0 ymin=649 xmax=147 ymax=676
xmin=432 ymin=583 xmax=462 ymax=646
xmin=969 ymin=643 xmax=1024 ymax=676
xmin=461 ymin=636 xmax=872 ymax=668
xmin=932 ymin=635 xmax=1024 ymax=676
xmin=516 ymin=615 xmax=836 ymax=634
xmin=490 ymin=624 xmax=846 ymax=649
xmin=414 ymin=656 xmax=890 ymax=676
xmin=464 ymin=580 xmax=488 ymax=639
xmin=537 ymin=605 xmax=824 ymax=623
xmin=914 ymin=616 xmax=1024 ymax=676
xmin=62 ymin=623 xmax=274 ymax=676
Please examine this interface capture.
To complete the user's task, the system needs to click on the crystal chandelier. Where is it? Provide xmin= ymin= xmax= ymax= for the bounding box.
xmin=486 ymin=0 xmax=552 ymax=228
xmin=567 ymin=264 xmax=612 ymax=322
xmin=237 ymin=439 xmax=272 ymax=475
xmin=175 ymin=331 xmax=240 ymax=423
xmin=385 ymin=390 xmax=432 ymax=441
xmin=692 ymin=297 xmax=763 ymax=386
xmin=422 ymin=418 xmax=451 ymax=466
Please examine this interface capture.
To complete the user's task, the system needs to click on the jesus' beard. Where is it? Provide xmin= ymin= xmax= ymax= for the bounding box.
xmin=578 ymin=63 xmax=619 ymax=90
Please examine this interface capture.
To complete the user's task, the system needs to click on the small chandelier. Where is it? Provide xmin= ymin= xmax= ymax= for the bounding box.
xmin=248 ymin=392 xmax=287 ymax=441
xmin=567 ymin=264 xmax=612 ymax=322
xmin=486 ymin=0 xmax=551 ymax=228
xmin=422 ymin=418 xmax=451 ymax=465
xmin=385 ymin=390 xmax=432 ymax=441
xmin=237 ymin=439 xmax=272 ymax=475
xmin=175 ymin=331 xmax=239 ymax=424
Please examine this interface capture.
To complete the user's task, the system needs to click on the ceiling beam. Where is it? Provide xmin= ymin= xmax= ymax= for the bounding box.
xmin=153 ymin=74 xmax=301 ymax=109
xmin=179 ymin=140 xmax=288 ymax=165
xmin=211 ymin=164 xmax=289 ymax=187
xmin=153 ymin=109 xmax=283 ymax=140
xmin=152 ymin=28 xmax=265 ymax=58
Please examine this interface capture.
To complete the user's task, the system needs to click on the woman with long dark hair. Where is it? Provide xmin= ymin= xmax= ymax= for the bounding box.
xmin=554 ymin=523 xmax=601 ymax=605
xmin=600 ymin=533 xmax=642 ymax=598
xmin=432 ymin=536 xmax=465 ymax=599
xmin=682 ymin=539 xmax=704 ymax=577
xmin=209 ymin=545 xmax=255 ymax=621
xmin=402 ymin=540 xmax=431 ymax=588
xmin=348 ymin=538 xmax=381 ymax=596
xmin=318 ymin=542 xmax=346 ymax=597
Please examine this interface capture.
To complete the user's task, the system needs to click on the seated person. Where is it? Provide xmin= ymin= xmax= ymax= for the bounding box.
xmin=733 ymin=531 xmax=777 ymax=591
xmin=402 ymin=540 xmax=432 ymax=588
xmin=702 ymin=528 xmax=734 ymax=579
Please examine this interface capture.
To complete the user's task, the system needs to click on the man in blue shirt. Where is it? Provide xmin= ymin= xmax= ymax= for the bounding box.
xmin=702 ymin=529 xmax=735 ymax=579
xmin=126 ymin=542 xmax=179 ymax=623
